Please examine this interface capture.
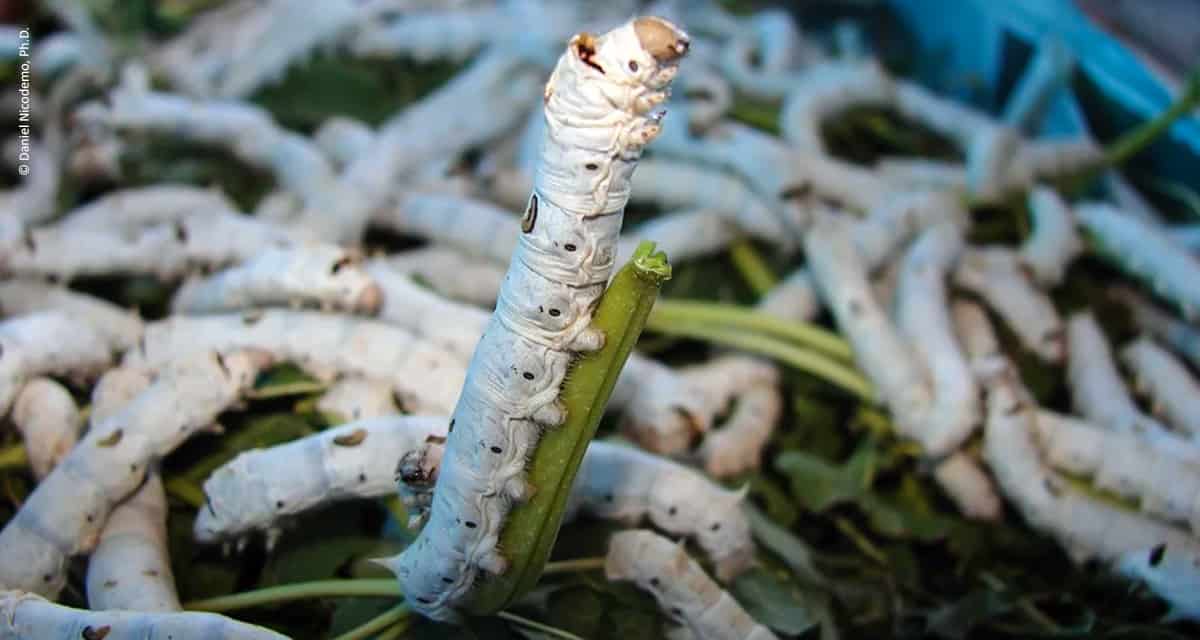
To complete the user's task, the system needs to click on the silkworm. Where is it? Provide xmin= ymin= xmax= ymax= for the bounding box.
xmin=931 ymin=452 xmax=1002 ymax=522
xmin=696 ymin=375 xmax=784 ymax=478
xmin=380 ymin=17 xmax=690 ymax=621
xmin=779 ymin=60 xmax=895 ymax=153
xmin=58 ymin=185 xmax=236 ymax=232
xmin=1065 ymin=311 xmax=1170 ymax=438
xmin=0 ymin=280 xmax=142 ymax=353
xmin=1012 ymin=138 xmax=1102 ymax=186
xmin=0 ymin=140 xmax=59 ymax=226
xmin=384 ymin=246 xmax=507 ymax=307
xmin=605 ymin=530 xmax=778 ymax=640
xmin=1033 ymin=408 xmax=1200 ymax=534
xmin=0 ymin=349 xmax=271 ymax=597
xmin=893 ymin=223 xmax=978 ymax=456
xmin=804 ymin=210 xmax=932 ymax=439
xmin=953 ymin=246 xmax=1065 ymax=362
xmin=313 ymin=117 xmax=375 ymax=168
xmin=877 ymin=157 xmax=968 ymax=192
xmin=715 ymin=7 xmax=823 ymax=101
xmin=0 ymin=311 xmax=113 ymax=418
xmin=194 ymin=415 xmax=448 ymax=545
xmin=316 ymin=377 xmax=400 ymax=423
xmin=1001 ymin=37 xmax=1074 ymax=132
xmin=1120 ymin=336 xmax=1200 ymax=438
xmin=1020 ymin=187 xmax=1082 ymax=287
xmin=1167 ymin=224 xmax=1200 ymax=253
xmin=1076 ymin=201 xmax=1200 ymax=320
xmin=0 ymin=589 xmax=289 ymax=639
xmin=349 ymin=3 xmax=505 ymax=63
xmin=85 ymin=473 xmax=180 ymax=612
xmin=1113 ymin=286 xmax=1200 ymax=369
xmin=981 ymin=371 xmax=1200 ymax=619
xmin=123 ymin=310 xmax=468 ymax=415
xmin=950 ymin=299 xmax=1008 ymax=382
xmin=373 ymin=192 xmax=520 ymax=265
xmin=170 ymin=245 xmax=383 ymax=314
xmin=10 ymin=379 xmax=82 ymax=480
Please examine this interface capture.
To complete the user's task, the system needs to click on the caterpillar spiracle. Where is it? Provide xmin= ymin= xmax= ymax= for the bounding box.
xmin=379 ymin=16 xmax=690 ymax=622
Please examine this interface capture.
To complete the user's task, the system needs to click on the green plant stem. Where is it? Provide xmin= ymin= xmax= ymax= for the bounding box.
xmin=497 ymin=611 xmax=585 ymax=640
xmin=331 ymin=604 xmax=409 ymax=640
xmin=728 ymin=239 xmax=777 ymax=296
xmin=184 ymin=580 xmax=399 ymax=612
xmin=541 ymin=556 xmax=605 ymax=574
xmin=646 ymin=320 xmax=874 ymax=401
xmin=373 ymin=621 xmax=410 ymax=640
xmin=0 ymin=445 xmax=27 ymax=472
xmin=832 ymin=517 xmax=888 ymax=566
xmin=466 ymin=241 xmax=671 ymax=615
xmin=163 ymin=476 xmax=205 ymax=509
xmin=979 ymin=572 xmax=1061 ymax=634
xmin=649 ymin=299 xmax=854 ymax=362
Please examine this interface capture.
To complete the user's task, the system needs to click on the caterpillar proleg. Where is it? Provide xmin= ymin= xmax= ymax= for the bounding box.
xmin=380 ymin=16 xmax=690 ymax=621
xmin=0 ymin=349 xmax=271 ymax=597
xmin=605 ymin=530 xmax=778 ymax=640
xmin=1120 ymin=336 xmax=1200 ymax=438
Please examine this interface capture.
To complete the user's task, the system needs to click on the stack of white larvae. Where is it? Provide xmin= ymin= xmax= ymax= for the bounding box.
xmin=0 ymin=0 xmax=1199 ymax=635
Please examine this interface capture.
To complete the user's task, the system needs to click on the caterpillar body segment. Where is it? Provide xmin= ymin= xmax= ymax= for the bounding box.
xmin=932 ymin=452 xmax=1003 ymax=522
xmin=1120 ymin=336 xmax=1200 ymax=438
xmin=1115 ymin=286 xmax=1200 ymax=370
xmin=0 ymin=350 xmax=270 ymax=596
xmin=85 ymin=473 xmax=179 ymax=612
xmin=194 ymin=416 xmax=448 ymax=544
xmin=383 ymin=16 xmax=690 ymax=621
xmin=1020 ymin=187 xmax=1082 ymax=287
xmin=1065 ymin=312 xmax=1170 ymax=438
xmin=10 ymin=379 xmax=82 ymax=479
xmin=57 ymin=185 xmax=235 ymax=232
xmin=316 ymin=378 xmax=400 ymax=422
xmin=605 ymin=530 xmax=777 ymax=640
xmin=0 ymin=311 xmax=113 ymax=418
xmin=953 ymin=247 xmax=1064 ymax=362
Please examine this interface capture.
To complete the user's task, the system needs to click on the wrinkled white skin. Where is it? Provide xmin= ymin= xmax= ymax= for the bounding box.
xmin=1076 ymin=202 xmax=1200 ymax=320
xmin=1033 ymin=408 xmax=1200 ymax=534
xmin=1114 ymin=286 xmax=1200 ymax=370
xmin=170 ymin=245 xmax=383 ymax=314
xmin=123 ymin=310 xmax=467 ymax=415
xmin=0 ymin=589 xmax=289 ymax=639
xmin=10 ymin=379 xmax=82 ymax=479
xmin=0 ymin=311 xmax=113 ymax=418
xmin=314 ymin=116 xmax=375 ymax=169
xmin=954 ymin=247 xmax=1065 ymax=362
xmin=2 ymin=210 xmax=311 ymax=282
xmin=383 ymin=17 xmax=690 ymax=621
xmin=605 ymin=530 xmax=778 ymax=640
xmin=893 ymin=223 xmax=978 ymax=456
xmin=805 ymin=210 xmax=931 ymax=441
xmin=1020 ymin=187 xmax=1082 ymax=287
xmin=316 ymin=377 xmax=400 ymax=423
xmin=0 ymin=350 xmax=270 ymax=597
xmin=982 ymin=369 xmax=1200 ymax=621
xmin=195 ymin=415 xmax=449 ymax=544
xmin=1065 ymin=311 xmax=1171 ymax=439
xmin=931 ymin=452 xmax=1002 ymax=522
xmin=85 ymin=473 xmax=180 ymax=612
xmin=57 ymin=185 xmax=235 ymax=232
xmin=1121 ymin=336 xmax=1200 ymax=438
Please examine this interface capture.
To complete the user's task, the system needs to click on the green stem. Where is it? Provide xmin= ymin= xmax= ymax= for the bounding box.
xmin=163 ymin=476 xmax=206 ymax=509
xmin=646 ymin=320 xmax=875 ymax=401
xmin=184 ymin=580 xmax=398 ymax=612
xmin=0 ymin=445 xmax=27 ymax=472
xmin=331 ymin=604 xmax=409 ymax=640
xmin=728 ymin=239 xmax=777 ymax=296
xmin=497 ymin=611 xmax=586 ymax=640
xmin=832 ymin=516 xmax=888 ymax=566
xmin=979 ymin=572 xmax=1061 ymax=634
xmin=466 ymin=242 xmax=671 ymax=615
xmin=649 ymin=299 xmax=853 ymax=362
xmin=541 ymin=556 xmax=605 ymax=574
xmin=373 ymin=622 xmax=410 ymax=640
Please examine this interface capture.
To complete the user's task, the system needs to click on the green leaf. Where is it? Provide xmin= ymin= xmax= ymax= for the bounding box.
xmin=545 ymin=586 xmax=606 ymax=638
xmin=774 ymin=451 xmax=861 ymax=512
xmin=731 ymin=568 xmax=821 ymax=635
xmin=925 ymin=589 xmax=1016 ymax=640
xmin=744 ymin=504 xmax=825 ymax=586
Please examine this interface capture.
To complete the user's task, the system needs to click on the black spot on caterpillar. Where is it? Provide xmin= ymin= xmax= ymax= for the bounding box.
xmin=334 ymin=428 xmax=368 ymax=446
xmin=1150 ymin=543 xmax=1167 ymax=567
xmin=173 ymin=221 xmax=188 ymax=243
xmin=82 ymin=625 xmax=112 ymax=640
xmin=97 ymin=429 xmax=123 ymax=447
xmin=779 ymin=182 xmax=812 ymax=200
xmin=522 ymin=194 xmax=539 ymax=233
xmin=585 ymin=163 xmax=599 ymax=170
xmin=565 ymin=243 xmax=577 ymax=252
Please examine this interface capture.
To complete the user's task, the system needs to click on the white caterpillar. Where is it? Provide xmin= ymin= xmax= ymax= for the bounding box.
xmin=383 ymin=246 xmax=508 ymax=308
xmin=1075 ymin=202 xmax=1200 ymax=320
xmin=0 ymin=590 xmax=289 ymax=640
xmin=779 ymin=60 xmax=895 ymax=153
xmin=1001 ymin=37 xmax=1074 ymax=132
xmin=316 ymin=377 xmax=400 ymax=422
xmin=953 ymin=246 xmax=1065 ymax=362
xmin=691 ymin=362 xmax=783 ymax=478
xmin=313 ymin=117 xmax=375 ymax=169
xmin=381 ymin=17 xmax=690 ymax=621
xmin=1020 ymin=187 xmax=1082 ymax=287
xmin=1114 ymin=286 xmax=1200 ymax=370
xmin=804 ymin=210 xmax=932 ymax=442
xmin=1032 ymin=408 xmax=1200 ymax=535
xmin=195 ymin=415 xmax=449 ymax=546
xmin=932 ymin=452 xmax=1003 ymax=522
xmin=981 ymin=369 xmax=1200 ymax=619
xmin=0 ymin=349 xmax=270 ymax=596
xmin=9 ymin=379 xmax=82 ymax=479
xmin=0 ymin=311 xmax=113 ymax=418
xmin=605 ymin=530 xmax=778 ymax=640
xmin=1065 ymin=311 xmax=1171 ymax=438
xmin=170 ymin=245 xmax=383 ymax=315
xmin=123 ymin=310 xmax=468 ymax=415
xmin=1121 ymin=336 xmax=1200 ymax=438
xmin=893 ymin=223 xmax=979 ymax=456
xmin=85 ymin=473 xmax=179 ymax=612
xmin=58 ymin=185 xmax=235 ymax=232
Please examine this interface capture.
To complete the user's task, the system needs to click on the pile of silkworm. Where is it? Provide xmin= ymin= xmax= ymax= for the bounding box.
xmin=2 ymin=0 xmax=1199 ymax=636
